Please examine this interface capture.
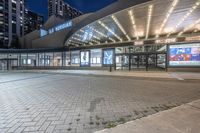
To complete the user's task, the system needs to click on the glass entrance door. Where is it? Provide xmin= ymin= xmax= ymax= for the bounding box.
xmin=138 ymin=55 xmax=146 ymax=69
xmin=130 ymin=54 xmax=146 ymax=70
xmin=129 ymin=53 xmax=166 ymax=71
xmin=148 ymin=54 xmax=156 ymax=70
xmin=116 ymin=55 xmax=129 ymax=70
xmin=0 ymin=60 xmax=7 ymax=70
xmin=130 ymin=55 xmax=139 ymax=69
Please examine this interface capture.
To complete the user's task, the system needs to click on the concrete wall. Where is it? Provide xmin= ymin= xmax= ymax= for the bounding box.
xmin=32 ymin=28 xmax=71 ymax=48
xmin=19 ymin=30 xmax=40 ymax=49
xmin=19 ymin=13 xmax=92 ymax=49
xmin=43 ymin=15 xmax=66 ymax=30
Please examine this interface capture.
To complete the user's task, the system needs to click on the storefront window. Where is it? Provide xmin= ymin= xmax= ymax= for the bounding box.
xmin=39 ymin=53 xmax=45 ymax=66
xmin=21 ymin=53 xmax=28 ymax=66
xmin=71 ymin=51 xmax=80 ymax=66
xmin=45 ymin=53 xmax=54 ymax=66
xmin=65 ymin=52 xmax=71 ymax=66
xmin=8 ymin=54 xmax=19 ymax=68
xmin=91 ymin=49 xmax=101 ymax=67
xmin=28 ymin=53 xmax=37 ymax=66
xmin=53 ymin=52 xmax=62 ymax=66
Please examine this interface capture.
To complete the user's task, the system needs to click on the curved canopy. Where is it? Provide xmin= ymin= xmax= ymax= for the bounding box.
xmin=65 ymin=0 xmax=200 ymax=47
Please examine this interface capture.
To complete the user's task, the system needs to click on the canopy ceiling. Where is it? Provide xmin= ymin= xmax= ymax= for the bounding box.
xmin=65 ymin=0 xmax=200 ymax=47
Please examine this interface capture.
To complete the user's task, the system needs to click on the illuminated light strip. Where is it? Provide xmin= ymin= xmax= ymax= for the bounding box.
xmin=146 ymin=5 xmax=153 ymax=39
xmin=157 ymin=0 xmax=179 ymax=37
xmin=89 ymin=26 xmax=116 ymax=42
xmin=98 ymin=21 xmax=123 ymax=42
xmin=194 ymin=23 xmax=200 ymax=32
xmin=167 ymin=0 xmax=200 ymax=37
xmin=72 ymin=36 xmax=81 ymax=41
xmin=68 ymin=40 xmax=85 ymax=46
xmin=80 ymin=29 xmax=84 ymax=33
xmin=90 ymin=39 xmax=100 ymax=44
xmin=178 ymin=18 xmax=200 ymax=36
xmin=111 ymin=15 xmax=131 ymax=41
xmin=92 ymin=35 xmax=100 ymax=40
xmin=69 ymin=40 xmax=85 ymax=45
xmin=128 ymin=10 xmax=139 ymax=40
xmin=72 ymin=36 xmax=92 ymax=45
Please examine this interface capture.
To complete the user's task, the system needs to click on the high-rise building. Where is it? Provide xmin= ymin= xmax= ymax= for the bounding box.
xmin=0 ymin=0 xmax=25 ymax=48
xmin=63 ymin=3 xmax=82 ymax=20
xmin=24 ymin=9 xmax=44 ymax=34
xmin=48 ymin=0 xmax=82 ymax=20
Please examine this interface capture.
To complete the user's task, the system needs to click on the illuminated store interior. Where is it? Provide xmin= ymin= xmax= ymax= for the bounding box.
xmin=0 ymin=0 xmax=200 ymax=71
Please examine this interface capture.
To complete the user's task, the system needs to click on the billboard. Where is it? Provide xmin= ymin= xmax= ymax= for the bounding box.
xmin=80 ymin=51 xmax=90 ymax=66
xmin=169 ymin=43 xmax=200 ymax=67
xmin=103 ymin=49 xmax=114 ymax=65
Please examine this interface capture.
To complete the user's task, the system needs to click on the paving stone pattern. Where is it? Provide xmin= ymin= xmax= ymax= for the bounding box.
xmin=0 ymin=72 xmax=200 ymax=133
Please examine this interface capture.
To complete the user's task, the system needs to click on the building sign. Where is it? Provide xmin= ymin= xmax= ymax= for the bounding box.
xmin=40 ymin=29 xmax=48 ymax=37
xmin=103 ymin=49 xmax=114 ymax=65
xmin=169 ymin=43 xmax=200 ymax=67
xmin=156 ymin=38 xmax=176 ymax=44
xmin=80 ymin=51 xmax=90 ymax=66
xmin=55 ymin=21 xmax=72 ymax=32
xmin=40 ymin=21 xmax=72 ymax=37
xmin=185 ymin=36 xmax=200 ymax=42
xmin=134 ymin=41 xmax=144 ymax=46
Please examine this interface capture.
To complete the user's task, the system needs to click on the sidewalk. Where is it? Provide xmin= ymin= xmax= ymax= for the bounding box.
xmin=6 ymin=70 xmax=200 ymax=81
xmin=95 ymin=99 xmax=200 ymax=133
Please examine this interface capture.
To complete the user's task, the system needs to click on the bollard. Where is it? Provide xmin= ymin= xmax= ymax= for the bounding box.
xmin=109 ymin=65 xmax=112 ymax=72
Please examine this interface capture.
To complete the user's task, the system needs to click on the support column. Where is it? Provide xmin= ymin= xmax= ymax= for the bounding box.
xmin=44 ymin=53 xmax=46 ymax=67
xmin=155 ymin=54 xmax=158 ymax=68
xmin=165 ymin=53 xmax=168 ymax=72
xmin=129 ymin=55 xmax=131 ymax=71
xmin=146 ymin=54 xmax=149 ymax=71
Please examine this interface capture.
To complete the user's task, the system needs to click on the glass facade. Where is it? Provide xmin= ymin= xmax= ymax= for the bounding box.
xmin=91 ymin=49 xmax=102 ymax=67
xmin=71 ymin=51 xmax=80 ymax=66
xmin=0 ymin=44 xmax=167 ymax=71
xmin=53 ymin=52 xmax=62 ymax=67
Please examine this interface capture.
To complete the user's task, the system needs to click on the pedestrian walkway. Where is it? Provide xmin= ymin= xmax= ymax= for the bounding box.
xmin=5 ymin=70 xmax=200 ymax=81
xmin=95 ymin=99 xmax=200 ymax=133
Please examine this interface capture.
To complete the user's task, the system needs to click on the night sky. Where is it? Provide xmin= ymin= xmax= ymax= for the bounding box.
xmin=26 ymin=0 xmax=117 ymax=21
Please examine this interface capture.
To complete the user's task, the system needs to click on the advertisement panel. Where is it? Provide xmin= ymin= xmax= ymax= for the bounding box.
xmin=80 ymin=51 xmax=90 ymax=66
xmin=103 ymin=49 xmax=114 ymax=65
xmin=169 ymin=43 xmax=200 ymax=67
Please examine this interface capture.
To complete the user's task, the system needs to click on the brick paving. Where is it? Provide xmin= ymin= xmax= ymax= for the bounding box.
xmin=0 ymin=72 xmax=200 ymax=133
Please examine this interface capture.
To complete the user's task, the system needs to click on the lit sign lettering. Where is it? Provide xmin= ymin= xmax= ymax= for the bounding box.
xmin=40 ymin=29 xmax=48 ymax=37
xmin=134 ymin=41 xmax=144 ymax=46
xmin=186 ymin=36 xmax=200 ymax=42
xmin=55 ymin=21 xmax=72 ymax=32
xmin=48 ymin=28 xmax=55 ymax=34
xmin=156 ymin=38 xmax=176 ymax=44
xmin=40 ymin=21 xmax=72 ymax=37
